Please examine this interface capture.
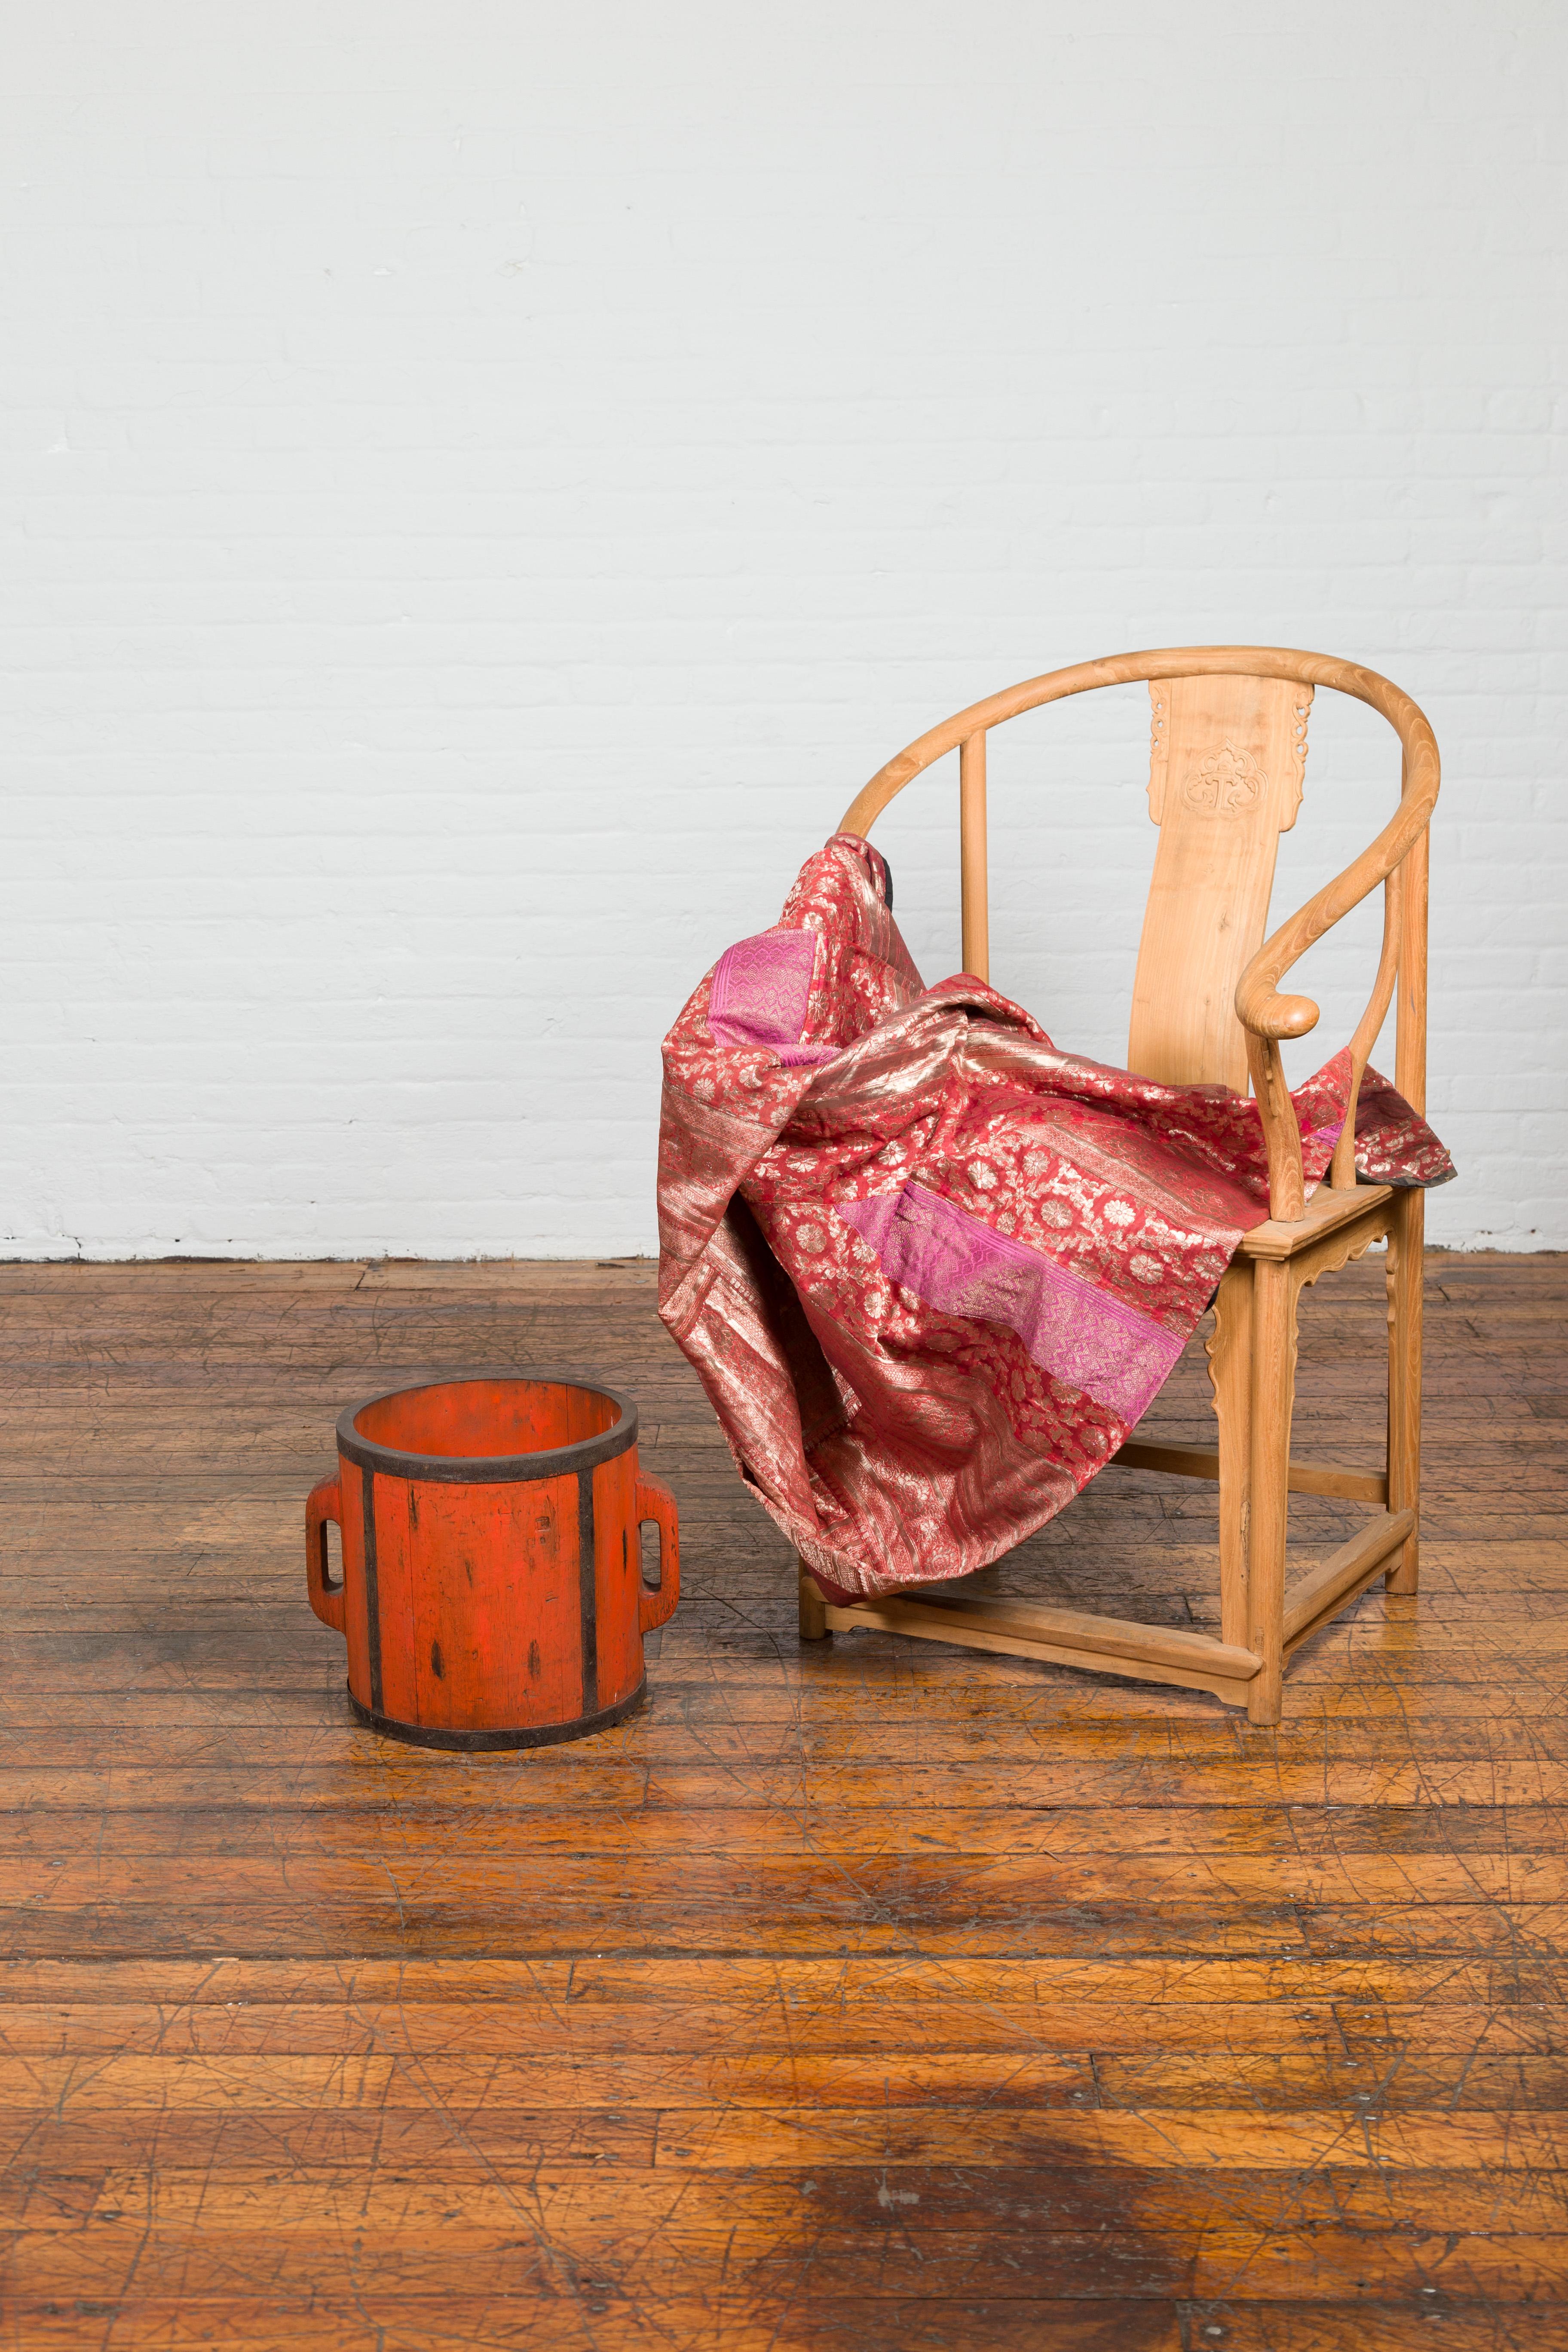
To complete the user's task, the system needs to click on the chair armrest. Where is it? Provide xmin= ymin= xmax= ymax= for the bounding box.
xmin=1235 ymin=778 xmax=1434 ymax=1042
xmin=1234 ymin=741 xmax=1438 ymax=1221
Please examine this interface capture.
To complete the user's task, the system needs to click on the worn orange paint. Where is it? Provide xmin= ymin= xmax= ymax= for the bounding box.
xmin=306 ymin=1375 xmax=679 ymax=1747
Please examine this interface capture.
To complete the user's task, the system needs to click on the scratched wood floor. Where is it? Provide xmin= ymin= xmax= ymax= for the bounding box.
xmin=0 ymin=1252 xmax=1565 ymax=2350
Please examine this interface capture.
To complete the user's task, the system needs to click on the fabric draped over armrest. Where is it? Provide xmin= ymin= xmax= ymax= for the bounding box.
xmin=657 ymin=833 xmax=1453 ymax=1602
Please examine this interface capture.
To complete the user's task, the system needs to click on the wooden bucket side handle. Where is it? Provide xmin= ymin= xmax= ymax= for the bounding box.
xmin=306 ymin=1474 xmax=345 ymax=1633
xmin=634 ymin=1471 xmax=680 ymax=1632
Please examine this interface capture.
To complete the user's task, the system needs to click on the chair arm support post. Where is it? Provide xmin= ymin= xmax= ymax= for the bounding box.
xmin=1331 ymin=859 xmax=1404 ymax=1189
xmin=1246 ymin=1033 xmax=1307 ymax=1223
xmin=1396 ymin=812 xmax=1429 ymax=1115
xmin=959 ymin=731 xmax=989 ymax=983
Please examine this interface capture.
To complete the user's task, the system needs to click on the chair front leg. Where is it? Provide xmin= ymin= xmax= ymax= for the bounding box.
xmin=1246 ymin=1258 xmax=1298 ymax=1725
xmin=798 ymin=1560 xmax=830 ymax=1639
xmin=1207 ymin=1262 xmax=1254 ymax=1657
xmin=1385 ymin=1187 xmax=1424 ymax=1595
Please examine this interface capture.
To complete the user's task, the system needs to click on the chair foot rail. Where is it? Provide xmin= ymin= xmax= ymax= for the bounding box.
xmin=1113 ymin=1438 xmax=1387 ymax=1504
xmin=809 ymin=1580 xmax=1262 ymax=1708
xmin=1282 ymin=1509 xmax=1416 ymax=1648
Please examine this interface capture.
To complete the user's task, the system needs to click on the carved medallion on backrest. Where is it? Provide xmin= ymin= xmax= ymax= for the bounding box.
xmin=1127 ymin=673 xmax=1313 ymax=1092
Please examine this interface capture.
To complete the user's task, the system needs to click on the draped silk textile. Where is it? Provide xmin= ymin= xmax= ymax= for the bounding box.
xmin=657 ymin=835 xmax=1453 ymax=1601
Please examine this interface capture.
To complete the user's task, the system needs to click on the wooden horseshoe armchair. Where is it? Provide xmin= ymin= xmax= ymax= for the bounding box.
xmin=798 ymin=647 xmax=1438 ymax=1724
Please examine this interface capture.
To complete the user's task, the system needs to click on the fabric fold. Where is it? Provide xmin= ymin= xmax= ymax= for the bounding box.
xmin=657 ymin=832 xmax=1454 ymax=1599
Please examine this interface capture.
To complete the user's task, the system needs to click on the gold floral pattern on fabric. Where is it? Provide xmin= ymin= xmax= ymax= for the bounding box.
xmin=657 ymin=834 xmax=1454 ymax=1600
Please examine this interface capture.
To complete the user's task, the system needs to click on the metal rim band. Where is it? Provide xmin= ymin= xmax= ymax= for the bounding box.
xmin=346 ymin=1680 xmax=647 ymax=1752
xmin=336 ymin=1369 xmax=638 ymax=1485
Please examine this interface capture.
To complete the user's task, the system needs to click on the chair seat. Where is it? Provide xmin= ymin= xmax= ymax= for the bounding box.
xmin=1239 ymin=1180 xmax=1393 ymax=1259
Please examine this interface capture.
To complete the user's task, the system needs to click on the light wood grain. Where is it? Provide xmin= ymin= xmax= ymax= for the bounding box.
xmin=1205 ymin=1262 xmax=1254 ymax=1657
xmin=1129 ymin=674 xmax=1311 ymax=1092
xmin=1246 ymin=1030 xmax=1308 ymax=1221
xmin=811 ymin=1582 xmax=1261 ymax=1709
xmin=839 ymin=646 xmax=1436 ymax=839
xmin=1245 ymin=1259 xmax=1294 ymax=1724
xmin=1238 ymin=1179 xmax=1394 ymax=1261
xmin=1386 ymin=1186 xmax=1424 ymax=1594
xmin=1111 ymin=1437 xmax=1387 ymax=1505
xmin=1331 ymin=861 xmax=1402 ymax=1190
xmin=959 ymin=729 xmax=989 ymax=981
xmin=1396 ymin=786 xmax=1430 ymax=1113
xmin=1282 ymin=1511 xmax=1416 ymax=1647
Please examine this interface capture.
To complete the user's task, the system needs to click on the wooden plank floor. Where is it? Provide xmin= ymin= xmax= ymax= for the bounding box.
xmin=0 ymin=1250 xmax=1565 ymax=2350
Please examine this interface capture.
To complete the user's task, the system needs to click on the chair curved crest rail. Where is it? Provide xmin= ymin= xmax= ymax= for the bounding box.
xmin=801 ymin=645 xmax=1438 ymax=1724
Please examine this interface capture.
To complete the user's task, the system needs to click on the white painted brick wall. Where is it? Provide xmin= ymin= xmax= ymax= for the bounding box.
xmin=4 ymin=1 xmax=1564 ymax=1257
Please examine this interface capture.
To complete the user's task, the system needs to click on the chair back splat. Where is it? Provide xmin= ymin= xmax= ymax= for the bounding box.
xmin=1130 ymin=673 xmax=1312 ymax=1093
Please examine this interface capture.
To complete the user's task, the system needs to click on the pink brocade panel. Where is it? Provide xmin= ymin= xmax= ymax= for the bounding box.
xmin=709 ymin=928 xmax=829 ymax=1058
xmin=839 ymin=1182 xmax=1186 ymax=1426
